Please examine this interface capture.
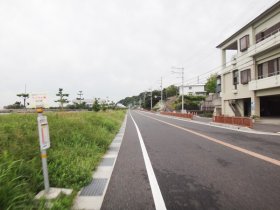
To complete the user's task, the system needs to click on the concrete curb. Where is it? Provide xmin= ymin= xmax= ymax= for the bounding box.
xmin=143 ymin=112 xmax=280 ymax=136
xmin=73 ymin=114 xmax=127 ymax=210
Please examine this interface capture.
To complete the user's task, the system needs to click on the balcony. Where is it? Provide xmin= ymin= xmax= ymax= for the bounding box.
xmin=249 ymin=74 xmax=280 ymax=91
xmin=248 ymin=29 xmax=280 ymax=57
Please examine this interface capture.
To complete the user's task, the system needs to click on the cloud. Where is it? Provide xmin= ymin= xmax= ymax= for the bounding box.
xmin=0 ymin=0 xmax=278 ymax=108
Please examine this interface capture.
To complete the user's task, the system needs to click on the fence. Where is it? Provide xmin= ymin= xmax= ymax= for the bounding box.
xmin=160 ymin=112 xmax=193 ymax=120
xmin=213 ymin=115 xmax=253 ymax=128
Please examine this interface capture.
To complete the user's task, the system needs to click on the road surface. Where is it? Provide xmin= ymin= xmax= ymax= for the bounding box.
xmin=101 ymin=110 xmax=280 ymax=210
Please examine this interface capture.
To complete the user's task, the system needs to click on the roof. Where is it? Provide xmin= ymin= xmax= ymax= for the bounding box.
xmin=216 ymin=1 xmax=280 ymax=48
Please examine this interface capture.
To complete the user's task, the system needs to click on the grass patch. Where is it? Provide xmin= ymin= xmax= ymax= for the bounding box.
xmin=0 ymin=110 xmax=125 ymax=209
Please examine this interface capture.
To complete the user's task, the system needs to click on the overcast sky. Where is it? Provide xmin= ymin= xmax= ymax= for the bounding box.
xmin=0 ymin=0 xmax=279 ymax=108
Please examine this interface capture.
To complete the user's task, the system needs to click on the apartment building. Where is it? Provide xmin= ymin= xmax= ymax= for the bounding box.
xmin=216 ymin=1 xmax=280 ymax=118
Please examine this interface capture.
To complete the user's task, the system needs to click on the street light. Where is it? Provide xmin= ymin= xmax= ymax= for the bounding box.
xmin=172 ymin=66 xmax=185 ymax=113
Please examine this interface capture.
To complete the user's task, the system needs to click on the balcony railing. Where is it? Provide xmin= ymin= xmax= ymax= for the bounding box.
xmin=258 ymin=71 xmax=280 ymax=79
xmin=256 ymin=28 xmax=280 ymax=43
xmin=249 ymin=74 xmax=280 ymax=91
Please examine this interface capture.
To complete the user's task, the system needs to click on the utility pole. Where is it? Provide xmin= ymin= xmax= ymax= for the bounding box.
xmin=160 ymin=77 xmax=163 ymax=105
xmin=172 ymin=66 xmax=185 ymax=113
xmin=150 ymin=89 xmax=153 ymax=110
xmin=143 ymin=91 xmax=146 ymax=109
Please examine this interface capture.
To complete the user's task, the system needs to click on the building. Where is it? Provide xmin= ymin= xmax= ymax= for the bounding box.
xmin=216 ymin=1 xmax=280 ymax=118
xmin=179 ymin=84 xmax=206 ymax=96
xmin=201 ymin=93 xmax=222 ymax=115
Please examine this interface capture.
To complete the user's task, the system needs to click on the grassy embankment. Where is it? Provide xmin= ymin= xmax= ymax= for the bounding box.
xmin=0 ymin=110 xmax=125 ymax=209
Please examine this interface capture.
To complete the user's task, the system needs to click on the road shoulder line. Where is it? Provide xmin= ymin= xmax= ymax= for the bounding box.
xmin=130 ymin=112 xmax=167 ymax=210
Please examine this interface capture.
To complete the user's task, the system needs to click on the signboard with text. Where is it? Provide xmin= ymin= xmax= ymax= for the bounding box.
xmin=37 ymin=115 xmax=50 ymax=150
xmin=29 ymin=93 xmax=49 ymax=108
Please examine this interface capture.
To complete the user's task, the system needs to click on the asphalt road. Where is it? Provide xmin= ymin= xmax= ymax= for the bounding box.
xmin=102 ymin=110 xmax=280 ymax=210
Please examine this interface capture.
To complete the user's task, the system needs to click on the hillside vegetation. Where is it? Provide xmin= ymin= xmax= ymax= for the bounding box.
xmin=0 ymin=111 xmax=125 ymax=209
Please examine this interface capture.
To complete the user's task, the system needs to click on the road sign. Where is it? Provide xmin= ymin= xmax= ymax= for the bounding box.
xmin=29 ymin=93 xmax=49 ymax=108
xmin=37 ymin=115 xmax=50 ymax=150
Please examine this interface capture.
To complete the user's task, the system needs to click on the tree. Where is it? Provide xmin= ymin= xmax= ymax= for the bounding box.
xmin=205 ymin=74 xmax=217 ymax=94
xmin=76 ymin=91 xmax=84 ymax=105
xmin=17 ymin=93 xmax=29 ymax=108
xmin=92 ymin=98 xmax=101 ymax=112
xmin=55 ymin=88 xmax=69 ymax=110
xmin=165 ymin=85 xmax=178 ymax=97
xmin=4 ymin=101 xmax=24 ymax=109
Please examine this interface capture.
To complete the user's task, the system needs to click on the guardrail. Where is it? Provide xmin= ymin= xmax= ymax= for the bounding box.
xmin=160 ymin=112 xmax=193 ymax=120
xmin=213 ymin=115 xmax=253 ymax=128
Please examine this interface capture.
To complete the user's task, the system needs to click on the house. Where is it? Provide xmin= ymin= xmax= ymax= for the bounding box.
xmin=216 ymin=1 xmax=280 ymax=117
xmin=179 ymin=84 xmax=206 ymax=96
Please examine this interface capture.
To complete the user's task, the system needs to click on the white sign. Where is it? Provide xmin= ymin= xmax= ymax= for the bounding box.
xmin=37 ymin=116 xmax=50 ymax=150
xmin=29 ymin=93 xmax=49 ymax=108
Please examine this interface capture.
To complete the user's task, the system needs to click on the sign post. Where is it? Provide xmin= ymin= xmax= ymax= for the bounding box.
xmin=37 ymin=107 xmax=50 ymax=193
xmin=32 ymin=94 xmax=50 ymax=193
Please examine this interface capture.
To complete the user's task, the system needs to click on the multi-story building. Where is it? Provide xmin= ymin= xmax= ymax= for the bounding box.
xmin=216 ymin=1 xmax=280 ymax=118
xmin=179 ymin=84 xmax=206 ymax=96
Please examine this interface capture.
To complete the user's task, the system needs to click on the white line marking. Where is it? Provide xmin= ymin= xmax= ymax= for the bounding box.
xmin=129 ymin=111 xmax=167 ymax=210
xmin=136 ymin=111 xmax=280 ymax=167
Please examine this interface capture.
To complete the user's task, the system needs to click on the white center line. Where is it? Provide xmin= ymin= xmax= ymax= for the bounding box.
xmin=129 ymin=111 xmax=167 ymax=210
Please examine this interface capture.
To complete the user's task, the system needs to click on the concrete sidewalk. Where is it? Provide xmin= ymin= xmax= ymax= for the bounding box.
xmin=193 ymin=115 xmax=280 ymax=134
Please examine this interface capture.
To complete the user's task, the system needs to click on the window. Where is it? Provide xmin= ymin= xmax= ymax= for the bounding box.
xmin=233 ymin=70 xmax=239 ymax=89
xmin=268 ymin=58 xmax=279 ymax=77
xmin=255 ymin=21 xmax=280 ymax=43
xmin=240 ymin=35 xmax=249 ymax=52
xmin=216 ymin=76 xmax=221 ymax=93
xmin=241 ymin=69 xmax=251 ymax=84
xmin=258 ymin=57 xmax=280 ymax=79
xmin=258 ymin=65 xmax=263 ymax=79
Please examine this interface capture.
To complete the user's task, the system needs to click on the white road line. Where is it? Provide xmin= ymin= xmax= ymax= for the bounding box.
xmin=136 ymin=111 xmax=280 ymax=167
xmin=129 ymin=112 xmax=167 ymax=210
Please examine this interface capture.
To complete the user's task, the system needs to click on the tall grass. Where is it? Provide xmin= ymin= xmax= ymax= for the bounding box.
xmin=0 ymin=110 xmax=125 ymax=209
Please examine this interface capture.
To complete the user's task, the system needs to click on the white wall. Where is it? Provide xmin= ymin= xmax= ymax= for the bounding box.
xmin=179 ymin=85 xmax=206 ymax=95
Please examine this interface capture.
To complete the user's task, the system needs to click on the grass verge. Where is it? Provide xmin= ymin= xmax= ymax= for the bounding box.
xmin=0 ymin=110 xmax=125 ymax=209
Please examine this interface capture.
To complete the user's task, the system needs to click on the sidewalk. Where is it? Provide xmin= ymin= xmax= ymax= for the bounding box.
xmin=253 ymin=123 xmax=280 ymax=133
xmin=193 ymin=116 xmax=280 ymax=134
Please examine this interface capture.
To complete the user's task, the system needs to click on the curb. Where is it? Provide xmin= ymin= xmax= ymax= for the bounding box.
xmin=73 ymin=114 xmax=127 ymax=210
xmin=145 ymin=112 xmax=280 ymax=136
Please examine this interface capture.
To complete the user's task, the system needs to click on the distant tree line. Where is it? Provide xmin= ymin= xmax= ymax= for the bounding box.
xmin=4 ymin=88 xmax=117 ymax=112
xmin=118 ymin=85 xmax=178 ymax=109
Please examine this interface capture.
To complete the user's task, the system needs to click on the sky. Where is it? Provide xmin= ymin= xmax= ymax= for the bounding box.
xmin=0 ymin=0 xmax=279 ymax=108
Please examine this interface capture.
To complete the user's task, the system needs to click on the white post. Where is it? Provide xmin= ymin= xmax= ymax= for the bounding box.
xmin=181 ymin=68 xmax=184 ymax=113
xmin=161 ymin=77 xmax=163 ymax=105
xmin=37 ymin=108 xmax=50 ymax=193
